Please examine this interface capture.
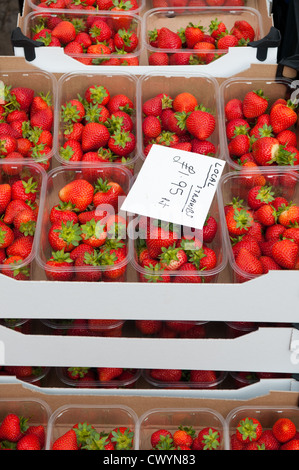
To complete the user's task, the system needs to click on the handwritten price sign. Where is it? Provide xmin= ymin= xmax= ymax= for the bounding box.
xmin=121 ymin=145 xmax=225 ymax=230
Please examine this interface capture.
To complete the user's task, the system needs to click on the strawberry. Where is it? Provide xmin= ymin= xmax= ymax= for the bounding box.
xmin=217 ymin=33 xmax=239 ymax=49
xmin=270 ymin=101 xmax=298 ymax=134
xmin=150 ymin=368 xmax=182 ymax=382
xmin=16 ymin=434 xmax=41 ymax=450
xmin=81 ymin=122 xmax=110 ymax=152
xmin=52 ymin=429 xmax=79 ymax=450
xmin=146 ymin=221 xmax=180 ymax=259
xmin=61 ymin=99 xmax=85 ymax=124
xmin=30 ymin=107 xmax=53 ymax=132
xmin=135 ymin=319 xmax=162 ymax=335
xmin=10 ymin=87 xmax=35 ymax=112
xmin=209 ymin=18 xmax=227 ymax=39
xmin=108 ymin=427 xmax=134 ymax=450
xmin=11 ymin=177 xmax=38 ymax=204
xmin=45 ymin=249 xmax=74 ymax=281
xmin=0 ymin=414 xmax=28 ymax=442
xmin=225 ymin=98 xmax=244 ymax=121
xmin=13 ymin=207 xmax=37 ymax=236
xmin=251 ymin=136 xmax=280 ymax=166
xmin=242 ymin=90 xmax=269 ymax=119
xmin=225 ymin=207 xmax=253 ymax=236
xmin=257 ymin=430 xmax=280 ymax=450
xmin=197 ymin=427 xmax=221 ymax=450
xmin=236 ymin=417 xmax=263 ymax=443
xmin=272 ymin=418 xmax=297 ymax=443
xmin=25 ymin=425 xmax=46 ymax=449
xmin=50 ymin=203 xmax=79 ymax=225
xmin=59 ymin=179 xmax=94 ymax=212
xmin=148 ymin=52 xmax=169 ymax=66
xmin=80 ymin=219 xmax=107 ymax=248
xmin=107 ymin=94 xmax=134 ymax=115
xmin=231 ymin=20 xmax=255 ymax=42
xmin=0 ymin=184 xmax=11 ymax=214
xmin=97 ymin=367 xmax=123 ymax=382
xmin=277 ymin=203 xmax=299 ymax=227
xmin=173 ymin=427 xmax=194 ymax=448
xmin=228 ymin=134 xmax=250 ymax=157
xmin=254 ymin=204 xmax=277 ymax=226
xmin=235 ymin=247 xmax=263 ymax=276
xmin=0 ymin=135 xmax=17 ymax=156
xmin=271 ymin=238 xmax=299 ymax=269
xmin=280 ymin=439 xmax=299 ymax=450
xmin=108 ymin=130 xmax=136 ymax=157
xmin=100 ymin=246 xmax=127 ymax=281
xmin=89 ymin=18 xmax=112 ymax=43
xmin=186 ymin=109 xmax=215 ymax=140
xmin=48 ymin=220 xmax=82 ymax=252
xmin=93 ymin=178 xmax=124 ymax=212
xmin=159 ymin=243 xmax=187 ymax=270
xmin=172 ymin=92 xmax=197 ymax=113
xmin=1 ymin=256 xmax=30 ymax=280
xmin=157 ymin=27 xmax=182 ymax=49
xmin=185 ymin=22 xmax=204 ymax=48
xmin=0 ymin=221 xmax=14 ymax=249
xmin=52 ymin=20 xmax=77 ymax=45
xmin=247 ymin=184 xmax=275 ymax=210
xmin=151 ymin=429 xmax=173 ymax=450
xmin=6 ymin=236 xmax=33 ymax=259
xmin=232 ymin=235 xmax=261 ymax=259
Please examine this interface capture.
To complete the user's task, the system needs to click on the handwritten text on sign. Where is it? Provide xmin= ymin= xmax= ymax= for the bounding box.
xmin=121 ymin=145 xmax=226 ymax=230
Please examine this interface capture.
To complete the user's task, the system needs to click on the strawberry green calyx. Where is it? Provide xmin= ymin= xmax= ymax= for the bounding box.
xmin=233 ymin=125 xmax=249 ymax=137
xmin=28 ymin=143 xmax=47 ymax=160
xmin=161 ymin=94 xmax=173 ymax=110
xmin=83 ymin=250 xmax=102 ymax=267
xmin=275 ymin=146 xmax=297 ymax=166
xmin=107 ymin=222 xmax=127 ymax=239
xmin=110 ymin=130 xmax=133 ymax=149
xmin=0 ymin=226 xmax=9 ymax=246
xmin=143 ymin=263 xmax=167 ymax=282
xmin=51 ymin=249 xmax=73 ymax=263
xmin=60 ymin=145 xmax=76 ymax=161
xmin=257 ymin=124 xmax=274 ymax=138
xmin=112 ymin=0 xmax=133 ymax=10
xmin=81 ymin=219 xmax=106 ymax=241
xmin=177 ymin=27 xmax=186 ymax=44
xmin=117 ymin=29 xmax=134 ymax=46
xmin=61 ymin=102 xmax=82 ymax=124
xmin=94 ymin=177 xmax=112 ymax=194
xmin=148 ymin=28 xmax=158 ymax=42
xmin=100 ymin=250 xmax=118 ymax=267
xmin=188 ymin=55 xmax=201 ymax=65
xmin=3 ymin=85 xmax=20 ymax=112
xmin=84 ymin=103 xmax=105 ymax=124
xmin=154 ymin=435 xmax=175 ymax=450
xmin=188 ymin=247 xmax=206 ymax=269
xmin=97 ymin=147 xmax=116 ymax=161
xmin=110 ymin=428 xmax=134 ymax=450
xmin=255 ymin=185 xmax=275 ymax=204
xmin=159 ymin=243 xmax=182 ymax=265
xmin=26 ymin=126 xmax=43 ymax=145
xmin=82 ymin=433 xmax=111 ymax=451
xmin=209 ymin=18 xmax=222 ymax=33
xmin=105 ymin=115 xmax=125 ymax=134
xmin=54 ymin=220 xmax=82 ymax=247
xmin=68 ymin=367 xmax=90 ymax=379
xmin=74 ymin=422 xmax=98 ymax=448
xmin=19 ymin=220 xmax=36 ymax=237
xmin=194 ymin=103 xmax=214 ymax=115
xmin=233 ymin=208 xmax=253 ymax=231
xmin=200 ymin=428 xmax=220 ymax=450
xmin=87 ymin=85 xmax=109 ymax=105
xmin=0 ymin=440 xmax=17 ymax=450
xmin=156 ymin=130 xmax=176 ymax=146
xmin=179 ymin=425 xmax=196 ymax=439
xmin=55 ymin=201 xmax=77 ymax=212
xmin=237 ymin=418 xmax=260 ymax=442
xmin=174 ymin=111 xmax=189 ymax=131
xmin=36 ymin=31 xmax=53 ymax=47
xmin=71 ymin=18 xmax=86 ymax=34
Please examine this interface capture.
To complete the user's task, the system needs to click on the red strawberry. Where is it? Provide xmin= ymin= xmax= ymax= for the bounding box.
xmin=30 ymin=107 xmax=53 ymax=132
xmin=185 ymin=22 xmax=205 ymax=48
xmin=50 ymin=203 xmax=79 ymax=225
xmin=97 ymin=367 xmax=123 ymax=382
xmin=2 ymin=255 xmax=30 ymax=280
xmin=272 ymin=418 xmax=297 ymax=443
xmin=217 ymin=33 xmax=239 ymax=49
xmin=157 ymin=27 xmax=182 ymax=49
xmin=48 ymin=220 xmax=82 ymax=252
xmin=25 ymin=425 xmax=46 ymax=449
xmin=45 ymin=250 xmax=74 ymax=281
xmin=10 ymin=87 xmax=34 ymax=112
xmin=16 ymin=434 xmax=41 ymax=450
xmin=0 ymin=221 xmax=14 ymax=249
xmin=242 ymin=90 xmax=269 ymax=119
xmin=81 ymin=122 xmax=110 ymax=152
xmin=173 ymin=427 xmax=194 ymax=448
xmin=52 ymin=429 xmax=79 ymax=450
xmin=150 ymin=368 xmax=182 ymax=382
xmin=108 ymin=131 xmax=136 ymax=157
xmin=225 ymin=98 xmax=244 ymax=121
xmin=0 ymin=414 xmax=28 ymax=442
xmin=280 ymin=439 xmax=299 ymax=450
xmin=151 ymin=429 xmax=173 ymax=450
xmin=0 ymin=184 xmax=11 ymax=214
xmin=11 ymin=177 xmax=38 ymax=203
xmin=197 ymin=427 xmax=221 ymax=450
xmin=186 ymin=109 xmax=215 ymax=140
xmin=235 ymin=247 xmax=263 ymax=276
xmin=225 ymin=207 xmax=253 ymax=236
xmin=278 ymin=203 xmax=299 ymax=227
xmin=59 ymin=179 xmax=94 ymax=212
xmin=254 ymin=204 xmax=277 ymax=227
xmin=108 ymin=427 xmax=134 ymax=450
xmin=228 ymin=134 xmax=250 ymax=157
xmin=236 ymin=417 xmax=263 ymax=443
xmin=172 ymin=262 xmax=203 ymax=283
xmin=257 ymin=430 xmax=280 ymax=450
xmin=6 ymin=236 xmax=33 ymax=259
xmin=272 ymin=238 xmax=299 ymax=269
xmin=52 ymin=20 xmax=77 ymax=45
xmin=146 ymin=222 xmax=180 ymax=259
xmin=270 ymin=101 xmax=298 ymax=134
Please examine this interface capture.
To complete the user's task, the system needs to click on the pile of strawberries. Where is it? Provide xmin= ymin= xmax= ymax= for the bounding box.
xmin=52 ymin=423 xmax=134 ymax=450
xmin=145 ymin=368 xmax=221 ymax=388
xmin=0 ymin=172 xmax=42 ymax=281
xmin=33 ymin=0 xmax=140 ymax=11
xmin=142 ymin=91 xmax=217 ymax=158
xmin=231 ymin=416 xmax=299 ymax=450
xmin=147 ymin=18 xmax=255 ymax=66
xmin=0 ymin=413 xmax=46 ymax=450
xmin=149 ymin=424 xmax=222 ymax=450
xmin=32 ymin=12 xmax=140 ymax=65
xmin=61 ymin=366 xmax=139 ymax=387
xmin=59 ymin=84 xmax=136 ymax=168
xmin=134 ymin=214 xmax=219 ymax=283
xmin=135 ymin=319 xmax=207 ymax=338
xmin=45 ymin=174 xmax=129 ymax=282
xmin=224 ymin=89 xmax=299 ymax=167
xmin=224 ymin=173 xmax=299 ymax=281
xmin=0 ymin=85 xmax=54 ymax=171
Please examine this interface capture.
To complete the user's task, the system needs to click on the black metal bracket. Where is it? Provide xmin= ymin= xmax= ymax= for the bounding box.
xmin=11 ymin=27 xmax=44 ymax=62
xmin=248 ymin=26 xmax=281 ymax=62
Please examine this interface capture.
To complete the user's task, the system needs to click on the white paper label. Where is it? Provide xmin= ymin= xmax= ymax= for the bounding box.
xmin=121 ymin=145 xmax=225 ymax=230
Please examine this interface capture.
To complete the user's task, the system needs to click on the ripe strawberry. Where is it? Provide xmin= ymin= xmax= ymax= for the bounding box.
xmin=108 ymin=427 xmax=134 ymax=450
xmin=108 ymin=130 xmax=136 ymax=157
xmin=231 ymin=20 xmax=255 ymax=42
xmin=81 ymin=122 xmax=110 ymax=152
xmin=257 ymin=430 xmax=280 ymax=450
xmin=0 ymin=413 xmax=28 ymax=442
xmin=51 ymin=20 xmax=77 ymax=45
xmin=254 ymin=204 xmax=277 ymax=226
xmin=247 ymin=184 xmax=275 ymax=210
xmin=0 ymin=221 xmax=14 ymax=249
xmin=280 ymin=439 xmax=299 ymax=450
xmin=10 ymin=87 xmax=35 ymax=112
xmin=272 ymin=238 xmax=299 ymax=269
xmin=52 ymin=429 xmax=79 ymax=450
xmin=11 ymin=177 xmax=38 ymax=203
xmin=59 ymin=179 xmax=94 ymax=212
xmin=270 ymin=101 xmax=298 ymax=134
xmin=185 ymin=22 xmax=205 ymax=48
xmin=157 ymin=27 xmax=182 ymax=49
xmin=217 ymin=33 xmax=239 ymax=49
xmin=107 ymin=94 xmax=134 ymax=115
xmin=251 ymin=136 xmax=280 ymax=166
xmin=173 ymin=427 xmax=194 ymax=448
xmin=209 ymin=18 xmax=227 ymax=39
xmin=235 ymin=247 xmax=263 ymax=276
xmin=159 ymin=243 xmax=187 ymax=270
xmin=16 ymin=433 xmax=41 ymax=450
xmin=232 ymin=235 xmax=261 ymax=259
xmin=228 ymin=134 xmax=250 ymax=157
xmin=148 ymin=52 xmax=169 ymax=66
xmin=197 ymin=427 xmax=221 ymax=450
xmin=242 ymin=90 xmax=269 ymax=119
xmin=48 ymin=220 xmax=82 ymax=252
xmin=272 ymin=418 xmax=297 ymax=443
xmin=278 ymin=203 xmax=299 ymax=227
xmin=0 ymin=184 xmax=11 ymax=214
xmin=93 ymin=178 xmax=124 ymax=212
xmin=80 ymin=219 xmax=107 ymax=248
xmin=89 ymin=18 xmax=112 ymax=43
xmin=226 ymin=207 xmax=253 ymax=236
xmin=25 ymin=425 xmax=46 ymax=449
xmin=97 ymin=367 xmax=123 ymax=382
xmin=172 ymin=92 xmax=197 ymax=114
xmin=6 ymin=236 xmax=33 ymax=259
xmin=186 ymin=109 xmax=215 ymax=140
xmin=236 ymin=417 xmax=263 ymax=443
xmin=2 ymin=255 xmax=30 ymax=280
xmin=50 ymin=203 xmax=79 ymax=225
xmin=13 ymin=207 xmax=37 ymax=236
xmin=151 ymin=429 xmax=173 ymax=450
xmin=150 ymin=368 xmax=182 ymax=382
xmin=225 ymin=98 xmax=244 ymax=121
xmin=146 ymin=222 xmax=180 ymax=259
xmin=191 ymin=138 xmax=216 ymax=156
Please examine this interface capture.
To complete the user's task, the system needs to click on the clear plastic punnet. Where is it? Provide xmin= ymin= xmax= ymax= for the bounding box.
xmin=55 ymin=71 xmax=140 ymax=171
xmin=137 ymin=71 xmax=222 ymax=161
xmin=36 ymin=164 xmax=133 ymax=283
xmin=56 ymin=366 xmax=141 ymax=389
xmin=142 ymin=6 xmax=264 ymax=66
xmin=27 ymin=0 xmax=146 ymax=15
xmin=217 ymin=167 xmax=299 ymax=283
xmin=219 ymin=76 xmax=299 ymax=171
xmin=24 ymin=10 xmax=143 ymax=66
xmin=0 ymin=69 xmax=57 ymax=170
xmin=226 ymin=405 xmax=299 ymax=450
xmin=46 ymin=404 xmax=138 ymax=450
xmin=136 ymin=407 xmax=227 ymax=450
xmin=142 ymin=369 xmax=228 ymax=389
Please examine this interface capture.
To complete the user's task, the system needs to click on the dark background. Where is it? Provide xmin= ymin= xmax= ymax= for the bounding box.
xmin=0 ymin=0 xmax=21 ymax=56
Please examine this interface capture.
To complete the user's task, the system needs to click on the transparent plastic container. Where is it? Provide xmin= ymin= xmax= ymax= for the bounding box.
xmin=143 ymin=7 xmax=264 ymax=66
xmin=1 ymin=366 xmax=51 ymax=386
xmin=217 ymin=167 xmax=299 ymax=283
xmin=24 ymin=11 xmax=142 ymax=66
xmin=46 ymin=404 xmax=138 ymax=450
xmin=56 ymin=367 xmax=141 ymax=388
xmin=130 ymin=191 xmax=228 ymax=284
xmin=0 ymin=319 xmax=32 ymax=334
xmin=225 ymin=321 xmax=258 ymax=338
xmin=0 ymin=397 xmax=51 ymax=449
xmin=142 ymin=369 xmax=228 ymax=389
xmin=55 ymin=71 xmax=140 ymax=171
xmin=27 ymin=0 xmax=146 ymax=15
xmin=137 ymin=407 xmax=226 ymax=450
xmin=40 ymin=318 xmax=125 ymax=336
xmin=226 ymin=405 xmax=299 ymax=450
xmin=149 ymin=0 xmax=257 ymax=8
xmin=219 ymin=76 xmax=299 ymax=171
xmin=0 ymin=160 xmax=46 ymax=280
xmin=0 ymin=69 xmax=57 ymax=169
xmin=137 ymin=71 xmax=222 ymax=161
xmin=36 ymin=164 xmax=133 ymax=282
xmin=229 ymin=371 xmax=260 ymax=389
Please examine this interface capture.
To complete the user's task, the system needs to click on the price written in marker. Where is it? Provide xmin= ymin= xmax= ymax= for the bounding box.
xmin=121 ymin=145 xmax=225 ymax=230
